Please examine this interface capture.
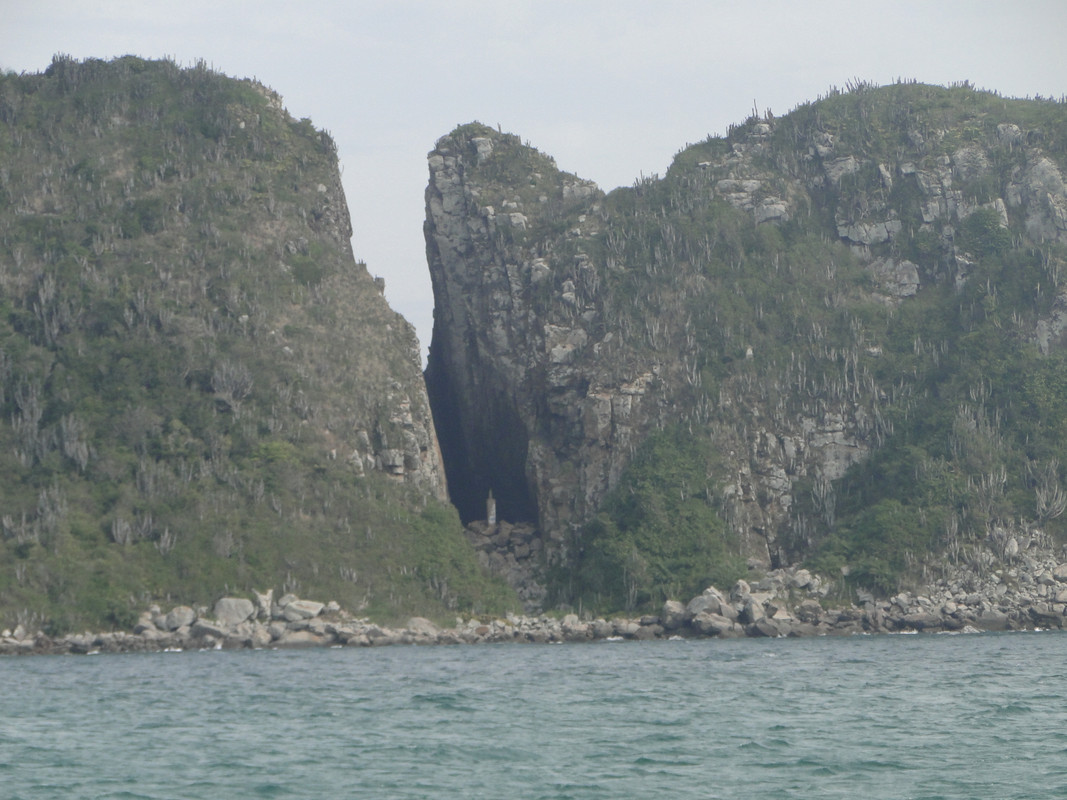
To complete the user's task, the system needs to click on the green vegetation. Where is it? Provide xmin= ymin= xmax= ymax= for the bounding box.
xmin=804 ymin=236 xmax=1067 ymax=595
xmin=450 ymin=80 xmax=1067 ymax=609
xmin=0 ymin=57 xmax=514 ymax=631
xmin=566 ymin=427 xmax=746 ymax=612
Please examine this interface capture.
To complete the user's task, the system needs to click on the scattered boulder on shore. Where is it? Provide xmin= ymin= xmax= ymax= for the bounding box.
xmin=213 ymin=598 xmax=255 ymax=627
xmin=7 ymin=548 xmax=1067 ymax=656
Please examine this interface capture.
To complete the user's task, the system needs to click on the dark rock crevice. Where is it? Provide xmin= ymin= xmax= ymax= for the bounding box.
xmin=424 ymin=335 xmax=536 ymax=525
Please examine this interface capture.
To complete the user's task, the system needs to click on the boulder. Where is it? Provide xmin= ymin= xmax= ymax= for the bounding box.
xmin=739 ymin=598 xmax=766 ymax=625
xmin=213 ymin=597 xmax=255 ymax=627
xmin=268 ymin=621 xmax=288 ymax=640
xmin=561 ymin=615 xmax=591 ymax=639
xmin=795 ymin=599 xmax=824 ymax=624
xmin=252 ymin=588 xmax=273 ymax=620
xmin=902 ymin=612 xmax=942 ymax=631
xmin=248 ymin=624 xmax=273 ymax=649
xmin=863 ymin=607 xmax=886 ymax=632
xmin=164 ymin=606 xmax=196 ymax=631
xmin=406 ymin=617 xmax=441 ymax=638
xmin=730 ymin=580 xmax=751 ymax=602
xmin=686 ymin=594 xmax=722 ymax=618
xmin=614 ymin=620 xmax=640 ymax=637
xmin=690 ymin=612 xmax=734 ymax=636
xmin=276 ymin=629 xmax=326 ymax=648
xmin=747 ymin=618 xmax=782 ymax=637
xmin=661 ymin=600 xmax=688 ymax=630
xmin=282 ymin=599 xmax=325 ymax=622
xmin=365 ymin=625 xmax=402 ymax=646
xmin=975 ymin=609 xmax=1011 ymax=631
xmin=1028 ymin=603 xmax=1065 ymax=629
xmin=591 ymin=619 xmax=615 ymax=639
xmin=190 ymin=619 xmax=228 ymax=640
xmin=717 ymin=602 xmax=740 ymax=622
xmin=633 ymin=625 xmax=660 ymax=640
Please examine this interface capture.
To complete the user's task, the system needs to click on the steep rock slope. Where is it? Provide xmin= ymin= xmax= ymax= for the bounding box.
xmin=424 ymin=84 xmax=1067 ymax=609
xmin=0 ymin=57 xmax=510 ymax=630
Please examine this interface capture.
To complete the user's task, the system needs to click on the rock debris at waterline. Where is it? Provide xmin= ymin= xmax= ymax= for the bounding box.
xmin=7 ymin=561 xmax=1067 ymax=655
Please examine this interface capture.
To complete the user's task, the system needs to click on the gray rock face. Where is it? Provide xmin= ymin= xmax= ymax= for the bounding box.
xmin=422 ymin=124 xmax=886 ymax=581
xmin=870 ymin=258 xmax=920 ymax=299
xmin=424 ymin=99 xmax=1067 ymax=601
xmin=425 ymin=126 xmax=648 ymax=557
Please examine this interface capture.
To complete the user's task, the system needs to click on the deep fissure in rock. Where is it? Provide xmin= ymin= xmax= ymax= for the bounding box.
xmin=425 ymin=335 xmax=538 ymax=526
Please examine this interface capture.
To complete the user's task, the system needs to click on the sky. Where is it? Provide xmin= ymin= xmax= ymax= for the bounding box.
xmin=3 ymin=0 xmax=1066 ymax=362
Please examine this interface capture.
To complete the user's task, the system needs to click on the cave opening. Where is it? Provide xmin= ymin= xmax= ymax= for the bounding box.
xmin=425 ymin=355 xmax=538 ymax=527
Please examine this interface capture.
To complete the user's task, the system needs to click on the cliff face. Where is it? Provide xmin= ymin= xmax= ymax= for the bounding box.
xmin=0 ymin=57 xmax=510 ymax=631
xmin=424 ymin=128 xmax=614 ymax=535
xmin=425 ymin=85 xmax=1067 ymax=607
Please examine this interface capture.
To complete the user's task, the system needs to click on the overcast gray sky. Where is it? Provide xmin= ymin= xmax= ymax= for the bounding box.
xmin=4 ymin=1 xmax=1066 ymax=361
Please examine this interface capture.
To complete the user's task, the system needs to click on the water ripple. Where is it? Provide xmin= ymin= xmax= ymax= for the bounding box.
xmin=2 ymin=631 xmax=1066 ymax=798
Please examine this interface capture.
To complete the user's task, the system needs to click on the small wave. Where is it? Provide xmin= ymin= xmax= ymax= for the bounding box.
xmin=253 ymin=783 xmax=294 ymax=797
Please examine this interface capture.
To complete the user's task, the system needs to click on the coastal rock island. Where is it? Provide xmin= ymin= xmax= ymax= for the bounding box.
xmin=2 ymin=58 xmax=1067 ymax=636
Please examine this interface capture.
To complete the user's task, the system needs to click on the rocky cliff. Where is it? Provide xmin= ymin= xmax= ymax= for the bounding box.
xmin=424 ymin=83 xmax=1067 ymax=609
xmin=0 ymin=57 xmax=510 ymax=631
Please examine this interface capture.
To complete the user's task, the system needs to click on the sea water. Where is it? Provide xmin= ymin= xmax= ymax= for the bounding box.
xmin=2 ymin=631 xmax=1066 ymax=799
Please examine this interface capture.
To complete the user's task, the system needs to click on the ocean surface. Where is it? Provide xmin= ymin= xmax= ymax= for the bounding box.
xmin=2 ymin=631 xmax=1066 ymax=799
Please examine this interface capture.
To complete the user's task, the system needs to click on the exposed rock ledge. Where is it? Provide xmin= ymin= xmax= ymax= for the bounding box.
xmin=6 ymin=556 xmax=1067 ymax=655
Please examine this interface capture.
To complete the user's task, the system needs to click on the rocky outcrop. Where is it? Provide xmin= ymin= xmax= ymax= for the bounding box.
xmin=424 ymin=125 xmax=628 ymax=544
xmin=423 ymin=122 xmax=887 ymax=576
xmin=424 ymin=88 xmax=1067 ymax=604
xmin=0 ymin=57 xmax=462 ymax=632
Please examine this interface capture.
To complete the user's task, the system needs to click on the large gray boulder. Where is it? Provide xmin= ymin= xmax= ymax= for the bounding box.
xmin=164 ymin=605 xmax=196 ymax=631
xmin=686 ymin=594 xmax=722 ymax=618
xmin=282 ymin=599 xmax=325 ymax=622
xmin=661 ymin=600 xmax=688 ymax=630
xmin=747 ymin=618 xmax=782 ymax=637
xmin=1028 ymin=603 xmax=1065 ymax=629
xmin=213 ymin=597 xmax=255 ymax=627
xmin=190 ymin=619 xmax=227 ymax=640
xmin=902 ymin=611 xmax=942 ymax=631
xmin=690 ymin=612 xmax=734 ymax=636
xmin=739 ymin=598 xmax=766 ymax=625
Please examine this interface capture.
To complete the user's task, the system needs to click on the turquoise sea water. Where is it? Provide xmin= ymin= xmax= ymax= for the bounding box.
xmin=2 ymin=632 xmax=1066 ymax=799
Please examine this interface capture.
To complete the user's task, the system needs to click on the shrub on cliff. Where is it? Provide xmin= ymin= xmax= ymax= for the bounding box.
xmin=568 ymin=427 xmax=746 ymax=612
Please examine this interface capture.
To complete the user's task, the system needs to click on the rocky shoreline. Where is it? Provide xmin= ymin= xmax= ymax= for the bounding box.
xmin=5 ymin=552 xmax=1067 ymax=655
